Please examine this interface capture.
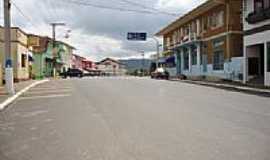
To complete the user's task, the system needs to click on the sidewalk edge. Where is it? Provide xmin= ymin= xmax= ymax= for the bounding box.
xmin=0 ymin=79 xmax=49 ymax=111
xmin=170 ymin=79 xmax=270 ymax=97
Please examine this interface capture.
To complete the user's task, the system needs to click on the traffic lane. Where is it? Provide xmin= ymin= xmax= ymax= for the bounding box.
xmin=0 ymin=78 xmax=269 ymax=160
xmin=0 ymin=79 xmax=147 ymax=160
xmin=75 ymin=78 xmax=270 ymax=159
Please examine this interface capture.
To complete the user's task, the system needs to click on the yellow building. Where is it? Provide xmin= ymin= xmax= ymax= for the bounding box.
xmin=0 ymin=26 xmax=31 ymax=82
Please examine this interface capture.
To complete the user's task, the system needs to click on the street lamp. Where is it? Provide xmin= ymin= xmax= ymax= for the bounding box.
xmin=152 ymin=37 xmax=162 ymax=68
xmin=141 ymin=51 xmax=145 ymax=76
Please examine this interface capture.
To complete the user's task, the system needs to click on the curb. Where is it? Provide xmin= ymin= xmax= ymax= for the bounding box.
xmin=0 ymin=79 xmax=49 ymax=111
xmin=170 ymin=79 xmax=270 ymax=97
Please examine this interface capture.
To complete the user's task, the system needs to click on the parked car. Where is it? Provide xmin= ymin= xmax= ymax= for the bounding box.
xmin=151 ymin=68 xmax=169 ymax=80
xmin=62 ymin=68 xmax=84 ymax=78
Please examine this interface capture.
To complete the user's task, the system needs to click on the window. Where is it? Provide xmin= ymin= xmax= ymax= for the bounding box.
xmin=209 ymin=11 xmax=224 ymax=29
xmin=267 ymin=42 xmax=270 ymax=72
xmin=203 ymin=17 xmax=208 ymax=31
xmin=216 ymin=11 xmax=224 ymax=27
xmin=213 ymin=39 xmax=225 ymax=70
xmin=185 ymin=27 xmax=190 ymax=36
xmin=21 ymin=54 xmax=27 ymax=68
xmin=213 ymin=50 xmax=224 ymax=70
xmin=166 ymin=37 xmax=170 ymax=47
xmin=183 ymin=49 xmax=189 ymax=70
xmin=191 ymin=46 xmax=197 ymax=65
xmin=254 ymin=0 xmax=264 ymax=12
xmin=264 ymin=0 xmax=270 ymax=9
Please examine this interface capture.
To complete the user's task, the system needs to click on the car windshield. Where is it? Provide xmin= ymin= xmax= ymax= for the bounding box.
xmin=1 ymin=0 xmax=270 ymax=160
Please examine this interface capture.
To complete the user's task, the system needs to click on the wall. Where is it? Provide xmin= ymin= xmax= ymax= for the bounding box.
xmin=32 ymin=53 xmax=44 ymax=79
xmin=180 ymin=53 xmax=243 ymax=81
xmin=16 ymin=43 xmax=30 ymax=80
xmin=0 ymin=28 xmax=30 ymax=81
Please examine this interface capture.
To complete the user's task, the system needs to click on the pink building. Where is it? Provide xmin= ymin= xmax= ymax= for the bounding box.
xmin=72 ymin=54 xmax=85 ymax=70
xmin=82 ymin=59 xmax=94 ymax=70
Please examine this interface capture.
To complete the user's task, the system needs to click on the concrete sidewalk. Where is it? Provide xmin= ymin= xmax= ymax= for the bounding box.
xmin=0 ymin=80 xmax=36 ymax=101
xmin=0 ymin=80 xmax=49 ymax=110
xmin=170 ymin=78 xmax=270 ymax=97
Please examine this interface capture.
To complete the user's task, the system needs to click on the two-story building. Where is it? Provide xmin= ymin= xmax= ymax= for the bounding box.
xmin=72 ymin=54 xmax=85 ymax=70
xmin=156 ymin=0 xmax=243 ymax=81
xmin=243 ymin=0 xmax=270 ymax=86
xmin=0 ymin=26 xmax=32 ymax=82
xmin=29 ymin=34 xmax=75 ymax=79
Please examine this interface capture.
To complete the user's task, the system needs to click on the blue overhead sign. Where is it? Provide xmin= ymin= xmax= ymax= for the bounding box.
xmin=127 ymin=32 xmax=147 ymax=41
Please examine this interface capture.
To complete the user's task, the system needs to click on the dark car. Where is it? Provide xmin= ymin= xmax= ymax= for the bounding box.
xmin=151 ymin=68 xmax=170 ymax=80
xmin=62 ymin=68 xmax=84 ymax=78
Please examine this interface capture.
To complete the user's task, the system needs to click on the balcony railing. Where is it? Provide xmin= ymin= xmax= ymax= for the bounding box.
xmin=246 ymin=8 xmax=270 ymax=24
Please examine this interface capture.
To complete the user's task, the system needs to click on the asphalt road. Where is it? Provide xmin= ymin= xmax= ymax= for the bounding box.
xmin=0 ymin=77 xmax=270 ymax=160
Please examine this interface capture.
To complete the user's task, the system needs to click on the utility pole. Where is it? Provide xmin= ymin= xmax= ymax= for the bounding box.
xmin=4 ymin=0 xmax=15 ymax=95
xmin=141 ymin=51 xmax=145 ymax=76
xmin=152 ymin=37 xmax=161 ymax=68
xmin=50 ymin=22 xmax=65 ymax=78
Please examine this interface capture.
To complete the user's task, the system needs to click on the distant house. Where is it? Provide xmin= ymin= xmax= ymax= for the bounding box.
xmin=82 ymin=59 xmax=95 ymax=70
xmin=96 ymin=58 xmax=127 ymax=76
xmin=72 ymin=54 xmax=85 ymax=70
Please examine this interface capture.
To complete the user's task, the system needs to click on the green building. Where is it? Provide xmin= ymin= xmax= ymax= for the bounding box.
xmin=28 ymin=35 xmax=74 ymax=79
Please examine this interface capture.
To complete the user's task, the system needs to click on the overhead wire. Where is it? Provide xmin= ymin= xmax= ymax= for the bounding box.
xmin=60 ymin=0 xmax=178 ymax=17
xmin=118 ymin=0 xmax=178 ymax=16
xmin=10 ymin=1 xmax=40 ymax=30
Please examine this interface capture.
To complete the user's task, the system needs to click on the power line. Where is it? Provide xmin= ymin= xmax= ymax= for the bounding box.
xmin=60 ymin=0 xmax=177 ymax=16
xmin=118 ymin=0 xmax=178 ymax=16
xmin=10 ymin=1 xmax=40 ymax=29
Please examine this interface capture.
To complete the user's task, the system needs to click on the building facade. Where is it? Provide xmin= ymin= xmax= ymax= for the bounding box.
xmin=96 ymin=58 xmax=127 ymax=76
xmin=156 ymin=0 xmax=243 ymax=81
xmin=243 ymin=0 xmax=270 ymax=86
xmin=0 ymin=27 xmax=32 ymax=82
xmin=29 ymin=35 xmax=74 ymax=79
xmin=72 ymin=54 xmax=85 ymax=70
xmin=82 ymin=59 xmax=94 ymax=70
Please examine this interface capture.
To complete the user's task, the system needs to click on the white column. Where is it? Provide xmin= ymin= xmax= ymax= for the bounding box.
xmin=196 ymin=19 xmax=200 ymax=37
xmin=189 ymin=47 xmax=192 ymax=72
xmin=197 ymin=44 xmax=201 ymax=75
xmin=180 ymin=48 xmax=184 ymax=72
xmin=243 ymin=46 xmax=248 ymax=84
xmin=197 ymin=44 xmax=201 ymax=66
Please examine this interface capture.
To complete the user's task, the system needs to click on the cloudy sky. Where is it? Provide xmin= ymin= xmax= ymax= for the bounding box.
xmin=0 ymin=0 xmax=205 ymax=61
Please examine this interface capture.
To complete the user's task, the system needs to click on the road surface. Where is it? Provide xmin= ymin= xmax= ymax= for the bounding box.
xmin=0 ymin=77 xmax=270 ymax=160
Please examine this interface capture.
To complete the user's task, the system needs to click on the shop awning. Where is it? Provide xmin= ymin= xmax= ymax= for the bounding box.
xmin=162 ymin=50 xmax=174 ymax=57
xmin=166 ymin=56 xmax=175 ymax=64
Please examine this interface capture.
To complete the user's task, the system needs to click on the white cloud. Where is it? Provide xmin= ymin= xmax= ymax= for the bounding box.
xmin=5 ymin=0 xmax=205 ymax=61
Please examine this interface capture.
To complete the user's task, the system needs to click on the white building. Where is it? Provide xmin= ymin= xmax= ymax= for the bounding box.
xmin=243 ymin=0 xmax=270 ymax=86
xmin=96 ymin=58 xmax=127 ymax=76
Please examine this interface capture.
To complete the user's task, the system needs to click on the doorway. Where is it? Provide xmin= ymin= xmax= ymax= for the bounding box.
xmin=247 ymin=44 xmax=265 ymax=84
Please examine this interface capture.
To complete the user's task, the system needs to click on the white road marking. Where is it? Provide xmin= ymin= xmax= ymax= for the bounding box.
xmin=22 ymin=110 xmax=49 ymax=118
xmin=18 ymin=94 xmax=72 ymax=101
xmin=29 ymin=86 xmax=72 ymax=92
xmin=24 ymin=89 xmax=72 ymax=95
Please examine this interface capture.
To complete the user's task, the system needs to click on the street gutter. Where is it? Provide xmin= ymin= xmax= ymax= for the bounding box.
xmin=170 ymin=79 xmax=270 ymax=97
xmin=0 ymin=79 xmax=49 ymax=111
